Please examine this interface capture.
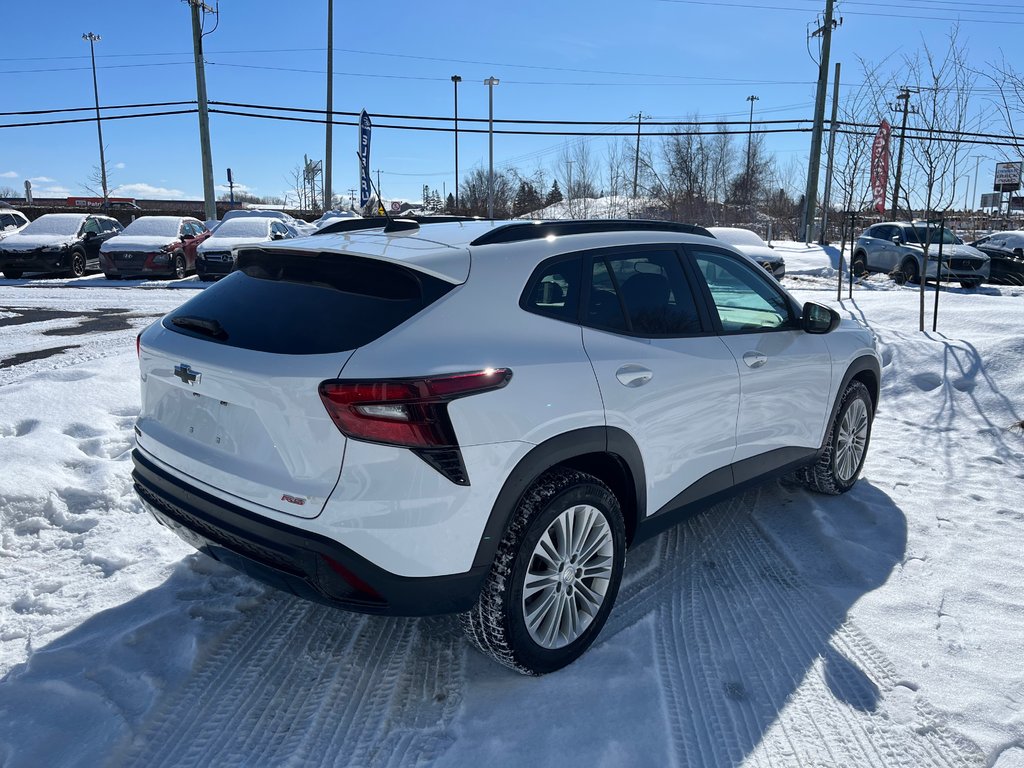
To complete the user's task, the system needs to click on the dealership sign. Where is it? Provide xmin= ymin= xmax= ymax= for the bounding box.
xmin=870 ymin=121 xmax=891 ymax=214
xmin=993 ymin=161 xmax=1022 ymax=193
xmin=358 ymin=110 xmax=372 ymax=207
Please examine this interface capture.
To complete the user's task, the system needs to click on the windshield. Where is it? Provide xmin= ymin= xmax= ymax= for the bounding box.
xmin=212 ymin=219 xmax=271 ymax=238
xmin=908 ymin=226 xmax=962 ymax=245
xmin=21 ymin=215 xmax=84 ymax=237
xmin=120 ymin=217 xmax=181 ymax=237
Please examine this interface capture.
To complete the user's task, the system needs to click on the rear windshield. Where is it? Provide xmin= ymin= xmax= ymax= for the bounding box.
xmin=162 ymin=248 xmax=454 ymax=354
xmin=120 ymin=217 xmax=181 ymax=237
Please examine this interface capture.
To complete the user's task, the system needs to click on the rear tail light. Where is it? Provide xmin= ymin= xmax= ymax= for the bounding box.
xmin=136 ymin=333 xmax=141 ymax=358
xmin=319 ymin=368 xmax=512 ymax=485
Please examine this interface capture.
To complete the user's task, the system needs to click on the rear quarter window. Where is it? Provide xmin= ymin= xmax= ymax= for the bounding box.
xmin=163 ymin=249 xmax=454 ymax=354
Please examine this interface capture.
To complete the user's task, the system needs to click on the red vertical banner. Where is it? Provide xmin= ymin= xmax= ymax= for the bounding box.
xmin=870 ymin=120 xmax=891 ymax=214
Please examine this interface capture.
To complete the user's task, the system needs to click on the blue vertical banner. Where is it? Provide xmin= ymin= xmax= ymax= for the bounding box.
xmin=359 ymin=110 xmax=372 ymax=207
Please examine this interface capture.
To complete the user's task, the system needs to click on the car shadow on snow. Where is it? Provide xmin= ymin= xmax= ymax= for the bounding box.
xmin=0 ymin=478 xmax=946 ymax=767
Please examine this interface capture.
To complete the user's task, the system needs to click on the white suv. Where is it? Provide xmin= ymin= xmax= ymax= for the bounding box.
xmin=133 ymin=219 xmax=880 ymax=674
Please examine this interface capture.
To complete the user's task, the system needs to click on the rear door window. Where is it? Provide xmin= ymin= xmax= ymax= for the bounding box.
xmin=520 ymin=255 xmax=582 ymax=323
xmin=163 ymin=249 xmax=455 ymax=354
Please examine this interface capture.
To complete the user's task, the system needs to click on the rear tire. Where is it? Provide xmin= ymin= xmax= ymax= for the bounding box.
xmin=461 ymin=468 xmax=625 ymax=675
xmin=851 ymin=252 xmax=867 ymax=278
xmin=800 ymin=380 xmax=873 ymax=495
xmin=2 ymin=269 xmax=23 ymax=279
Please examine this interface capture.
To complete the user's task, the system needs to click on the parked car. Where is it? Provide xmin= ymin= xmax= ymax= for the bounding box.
xmin=220 ymin=208 xmax=314 ymax=236
xmin=852 ymin=221 xmax=989 ymax=289
xmin=970 ymin=231 xmax=1024 ymax=286
xmin=0 ymin=213 xmax=122 ymax=279
xmin=707 ymin=226 xmax=786 ymax=279
xmin=0 ymin=207 xmax=30 ymax=242
xmin=99 ymin=216 xmax=210 ymax=280
xmin=195 ymin=217 xmax=295 ymax=281
xmin=133 ymin=219 xmax=880 ymax=674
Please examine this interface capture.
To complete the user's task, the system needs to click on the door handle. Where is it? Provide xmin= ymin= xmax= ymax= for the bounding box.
xmin=615 ymin=364 xmax=653 ymax=388
xmin=742 ymin=351 xmax=768 ymax=369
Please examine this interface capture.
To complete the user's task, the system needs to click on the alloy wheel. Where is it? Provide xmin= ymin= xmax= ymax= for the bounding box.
xmin=522 ymin=503 xmax=614 ymax=650
xmin=836 ymin=398 xmax=869 ymax=483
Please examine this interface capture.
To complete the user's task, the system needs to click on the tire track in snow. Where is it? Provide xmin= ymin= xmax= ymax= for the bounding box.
xmin=635 ymin=490 xmax=983 ymax=768
xmin=114 ymin=595 xmax=462 ymax=767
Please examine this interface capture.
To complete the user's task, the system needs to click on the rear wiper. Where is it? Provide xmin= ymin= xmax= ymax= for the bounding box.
xmin=171 ymin=315 xmax=227 ymax=339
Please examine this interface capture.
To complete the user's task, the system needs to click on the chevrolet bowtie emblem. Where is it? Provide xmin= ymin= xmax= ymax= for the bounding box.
xmin=174 ymin=363 xmax=201 ymax=385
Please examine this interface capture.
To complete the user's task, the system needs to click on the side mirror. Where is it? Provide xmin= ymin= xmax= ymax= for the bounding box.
xmin=891 ymin=235 xmax=902 ymax=245
xmin=802 ymin=302 xmax=840 ymax=334
xmin=83 ymin=230 xmax=96 ymax=240
xmin=270 ymin=231 xmax=285 ymax=241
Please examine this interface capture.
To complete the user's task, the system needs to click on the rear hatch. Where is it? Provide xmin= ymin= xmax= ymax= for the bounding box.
xmin=136 ymin=238 xmax=464 ymax=519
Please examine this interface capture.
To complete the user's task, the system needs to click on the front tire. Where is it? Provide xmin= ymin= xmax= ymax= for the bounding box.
xmin=901 ymin=258 xmax=921 ymax=285
xmin=69 ymin=249 xmax=87 ymax=278
xmin=461 ymin=468 xmax=625 ymax=675
xmin=801 ymin=380 xmax=873 ymax=495
xmin=851 ymin=254 xmax=866 ymax=278
xmin=172 ymin=252 xmax=186 ymax=280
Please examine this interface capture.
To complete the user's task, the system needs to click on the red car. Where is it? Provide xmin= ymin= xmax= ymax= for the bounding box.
xmin=99 ymin=216 xmax=210 ymax=280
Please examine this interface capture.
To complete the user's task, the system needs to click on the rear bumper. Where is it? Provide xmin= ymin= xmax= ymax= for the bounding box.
xmin=132 ymin=449 xmax=489 ymax=616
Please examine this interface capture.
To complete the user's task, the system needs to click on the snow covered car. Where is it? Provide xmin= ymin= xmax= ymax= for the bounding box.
xmin=0 ymin=213 xmax=122 ymax=279
xmin=707 ymin=227 xmax=785 ymax=279
xmin=221 ymin=208 xmax=315 ymax=236
xmin=133 ymin=218 xmax=881 ymax=674
xmin=970 ymin=231 xmax=1024 ymax=286
xmin=852 ymin=222 xmax=990 ymax=289
xmin=0 ymin=207 xmax=30 ymax=242
xmin=195 ymin=217 xmax=295 ymax=281
xmin=99 ymin=216 xmax=210 ymax=280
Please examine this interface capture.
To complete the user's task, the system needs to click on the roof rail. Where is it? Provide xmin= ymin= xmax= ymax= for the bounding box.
xmin=469 ymin=219 xmax=715 ymax=246
xmin=314 ymin=214 xmax=485 ymax=236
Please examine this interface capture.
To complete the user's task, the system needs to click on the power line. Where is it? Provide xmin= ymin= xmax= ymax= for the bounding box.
xmin=656 ymin=0 xmax=1024 ymax=23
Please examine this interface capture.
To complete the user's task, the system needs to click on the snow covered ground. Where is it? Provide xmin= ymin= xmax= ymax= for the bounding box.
xmin=0 ymin=255 xmax=1022 ymax=767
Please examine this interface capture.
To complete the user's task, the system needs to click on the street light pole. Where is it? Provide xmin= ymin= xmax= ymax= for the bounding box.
xmin=324 ymin=0 xmax=333 ymax=211
xmin=484 ymin=76 xmax=499 ymax=218
xmin=82 ymin=32 xmax=108 ymax=208
xmin=452 ymin=75 xmax=462 ymax=211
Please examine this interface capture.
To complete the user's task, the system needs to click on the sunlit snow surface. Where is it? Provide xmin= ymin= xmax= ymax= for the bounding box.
xmin=0 ymin=258 xmax=1022 ymax=768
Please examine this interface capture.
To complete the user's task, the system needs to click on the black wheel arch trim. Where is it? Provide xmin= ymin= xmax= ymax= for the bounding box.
xmin=827 ymin=354 xmax=881 ymax=439
xmin=472 ymin=426 xmax=646 ymax=569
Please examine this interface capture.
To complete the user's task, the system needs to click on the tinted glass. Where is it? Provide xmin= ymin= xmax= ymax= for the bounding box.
xmin=603 ymin=250 xmax=702 ymax=335
xmin=0 ymin=214 xmax=14 ymax=229
xmin=163 ymin=249 xmax=454 ymax=354
xmin=521 ymin=256 xmax=581 ymax=323
xmin=693 ymin=249 xmax=795 ymax=333
xmin=587 ymin=258 xmax=628 ymax=332
xmin=910 ymin=226 xmax=960 ymax=245
xmin=83 ymin=219 xmax=101 ymax=235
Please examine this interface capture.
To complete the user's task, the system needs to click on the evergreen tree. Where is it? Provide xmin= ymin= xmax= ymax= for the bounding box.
xmin=445 ymin=193 xmax=456 ymax=213
xmin=545 ymin=179 xmax=564 ymax=207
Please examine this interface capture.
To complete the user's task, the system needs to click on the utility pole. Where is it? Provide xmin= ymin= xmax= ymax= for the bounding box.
xmin=82 ymin=32 xmax=108 ymax=208
xmin=187 ymin=0 xmax=217 ymax=222
xmin=800 ymin=0 xmax=840 ymax=242
xmin=376 ymin=169 xmax=382 ymax=213
xmin=745 ymin=96 xmax=759 ymax=212
xmin=324 ymin=0 xmax=333 ymax=211
xmin=631 ymin=112 xmax=643 ymax=207
xmin=890 ymin=86 xmax=918 ymax=220
xmin=820 ymin=62 xmax=841 ymax=245
xmin=451 ymin=75 xmax=462 ymax=210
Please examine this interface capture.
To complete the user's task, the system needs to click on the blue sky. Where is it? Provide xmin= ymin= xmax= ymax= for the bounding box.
xmin=2 ymin=0 xmax=1020 ymax=205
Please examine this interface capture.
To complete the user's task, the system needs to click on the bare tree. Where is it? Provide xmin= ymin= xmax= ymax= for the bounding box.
xmin=81 ymin=158 xmax=114 ymax=199
xmin=0 ymin=186 xmax=17 ymax=199
xmin=903 ymin=26 xmax=976 ymax=330
xmin=983 ymin=54 xmax=1024 ymax=162
xmin=459 ymin=166 xmax=514 ymax=218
